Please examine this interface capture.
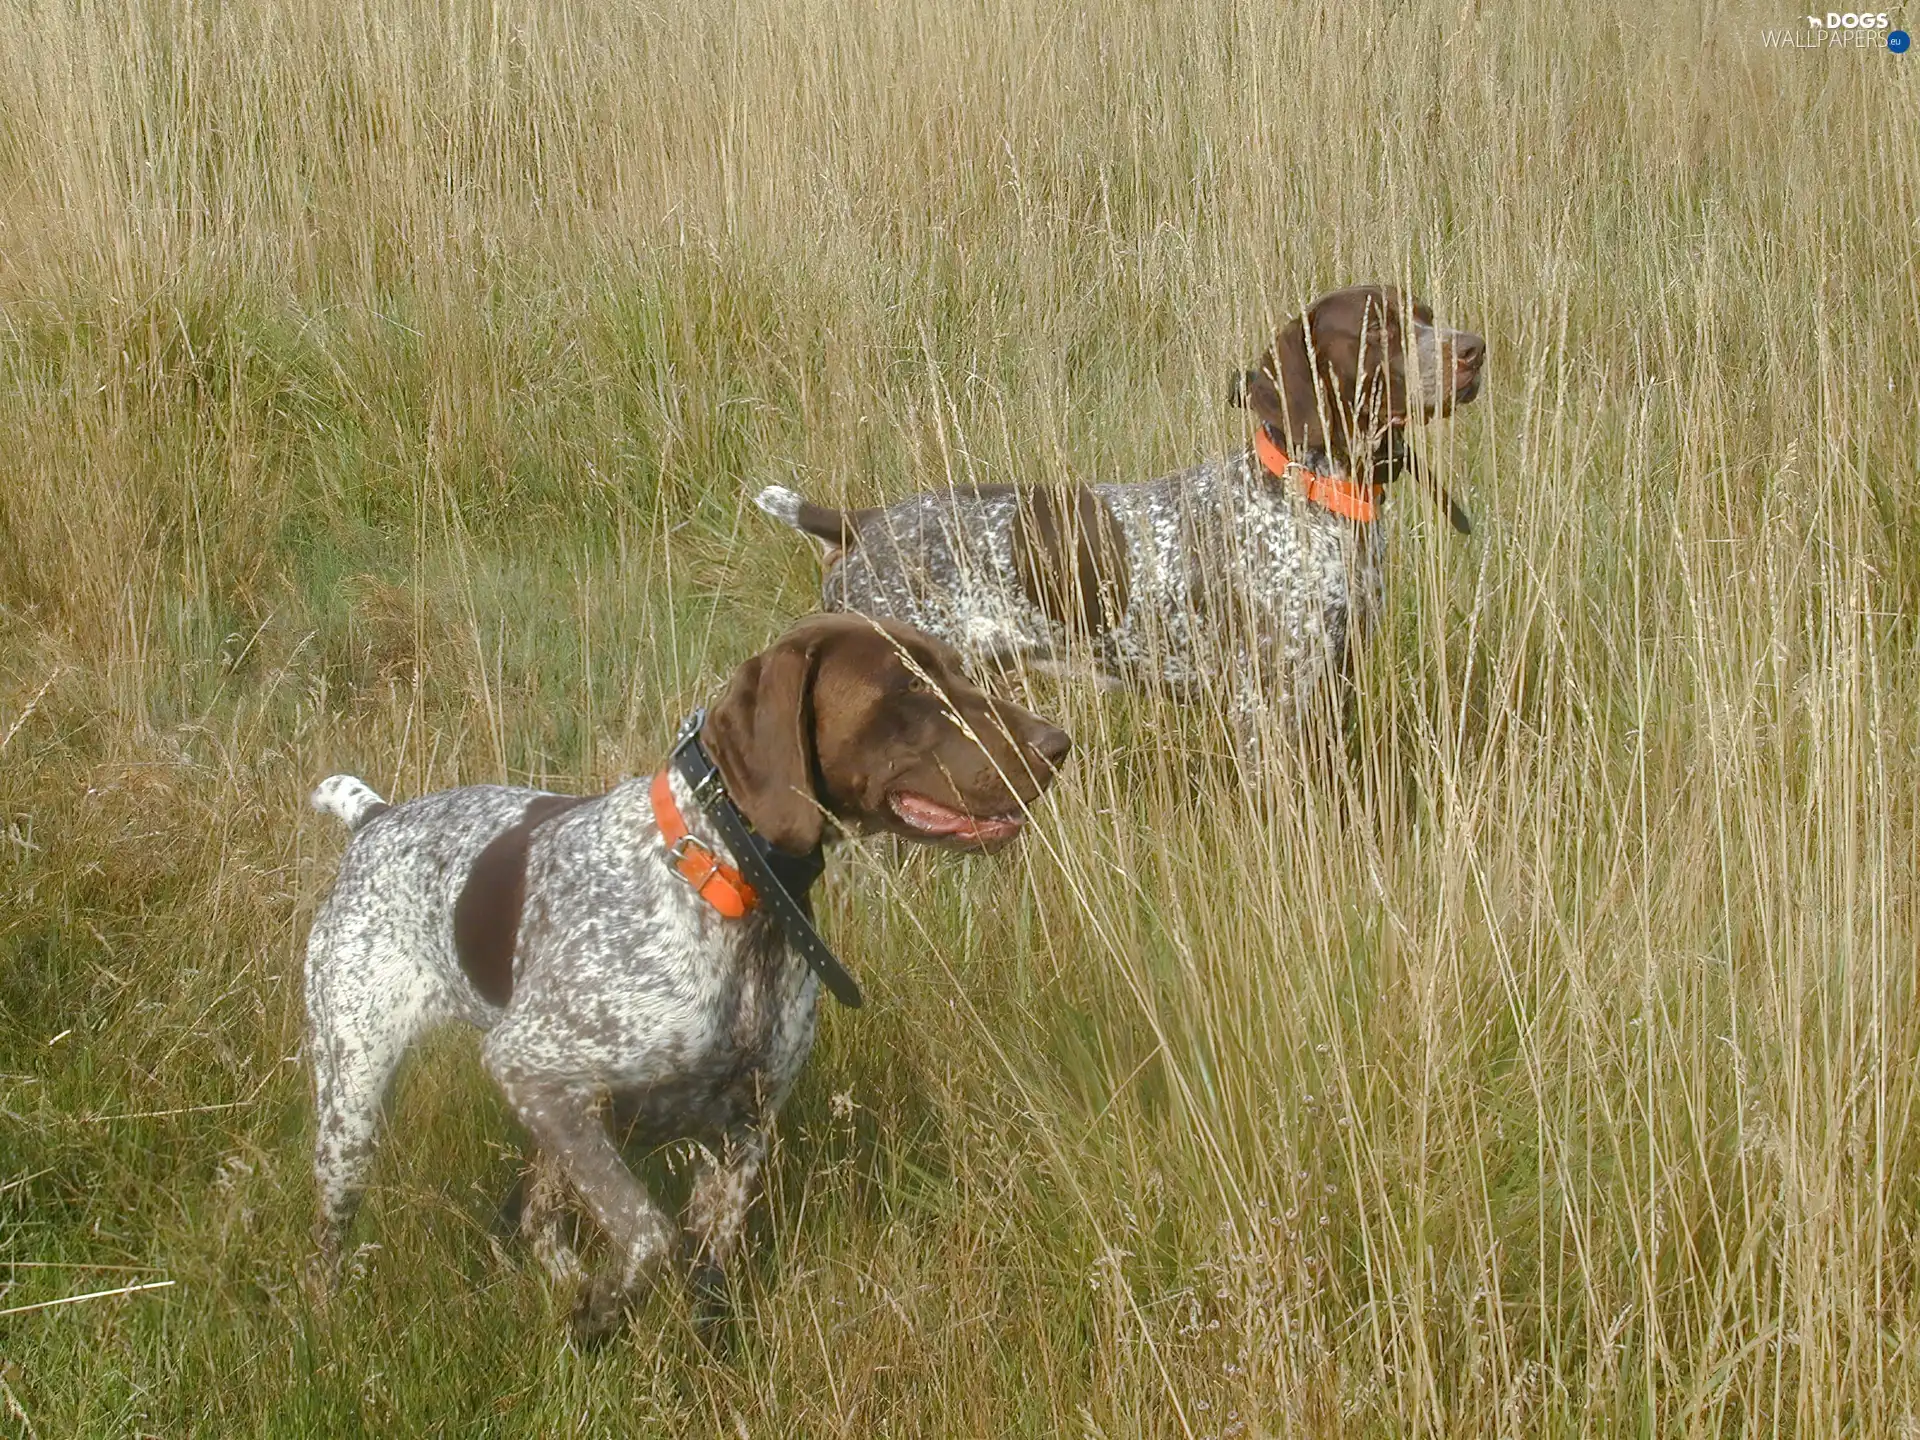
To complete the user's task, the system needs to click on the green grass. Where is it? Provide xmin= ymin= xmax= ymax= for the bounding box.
xmin=3 ymin=0 xmax=1919 ymax=1433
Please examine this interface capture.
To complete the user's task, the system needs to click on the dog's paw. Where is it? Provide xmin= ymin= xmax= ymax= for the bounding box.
xmin=489 ymin=1169 xmax=530 ymax=1237
xmin=569 ymin=1273 xmax=635 ymax=1347
xmin=689 ymin=1262 xmax=735 ymax=1356
xmin=301 ymin=1251 xmax=340 ymax=1312
xmin=302 ymin=1222 xmax=345 ymax=1310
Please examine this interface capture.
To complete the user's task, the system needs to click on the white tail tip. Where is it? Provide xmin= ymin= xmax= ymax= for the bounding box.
xmin=754 ymin=486 xmax=803 ymax=527
xmin=311 ymin=774 xmax=389 ymax=832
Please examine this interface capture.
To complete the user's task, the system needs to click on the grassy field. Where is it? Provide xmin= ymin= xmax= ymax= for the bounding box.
xmin=3 ymin=0 xmax=1918 ymax=1434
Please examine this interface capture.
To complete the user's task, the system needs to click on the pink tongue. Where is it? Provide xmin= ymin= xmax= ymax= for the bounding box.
xmin=891 ymin=793 xmax=1023 ymax=843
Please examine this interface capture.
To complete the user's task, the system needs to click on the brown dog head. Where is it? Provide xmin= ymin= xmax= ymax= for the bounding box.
xmin=701 ymin=614 xmax=1072 ymax=854
xmin=1229 ymin=284 xmax=1485 ymax=466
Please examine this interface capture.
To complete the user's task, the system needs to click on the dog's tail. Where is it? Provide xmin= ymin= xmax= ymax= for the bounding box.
xmin=754 ymin=486 xmax=857 ymax=553
xmin=311 ymin=774 xmax=391 ymax=832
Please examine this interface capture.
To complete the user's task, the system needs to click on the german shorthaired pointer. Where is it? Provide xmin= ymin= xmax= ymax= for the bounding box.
xmin=303 ymin=615 xmax=1070 ymax=1341
xmin=758 ymin=285 xmax=1485 ymax=745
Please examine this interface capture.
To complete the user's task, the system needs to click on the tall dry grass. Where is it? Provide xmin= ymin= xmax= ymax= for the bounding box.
xmin=3 ymin=0 xmax=1918 ymax=1434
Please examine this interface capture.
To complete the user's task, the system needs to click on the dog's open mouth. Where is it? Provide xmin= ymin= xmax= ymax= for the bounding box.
xmin=889 ymin=792 xmax=1026 ymax=847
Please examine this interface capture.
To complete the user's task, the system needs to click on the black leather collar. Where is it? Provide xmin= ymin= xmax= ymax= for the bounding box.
xmin=667 ymin=710 xmax=862 ymax=1009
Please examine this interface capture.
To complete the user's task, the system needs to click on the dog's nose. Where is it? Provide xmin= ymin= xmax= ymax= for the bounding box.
xmin=1030 ymin=724 xmax=1073 ymax=773
xmin=1453 ymin=331 xmax=1486 ymax=368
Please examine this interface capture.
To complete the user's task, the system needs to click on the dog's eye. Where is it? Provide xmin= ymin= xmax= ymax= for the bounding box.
xmin=904 ymin=674 xmax=933 ymax=695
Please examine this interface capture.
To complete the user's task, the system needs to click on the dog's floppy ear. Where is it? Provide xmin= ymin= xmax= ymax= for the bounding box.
xmin=1228 ymin=367 xmax=1279 ymax=420
xmin=701 ymin=633 xmax=826 ymax=854
xmin=1232 ymin=318 xmax=1327 ymax=456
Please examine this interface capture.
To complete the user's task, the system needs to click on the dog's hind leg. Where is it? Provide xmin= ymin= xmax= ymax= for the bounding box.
xmin=305 ymin=922 xmax=448 ymax=1289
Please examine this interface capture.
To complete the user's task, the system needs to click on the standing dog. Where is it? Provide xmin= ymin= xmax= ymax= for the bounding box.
xmin=303 ymin=615 xmax=1070 ymax=1340
xmin=757 ymin=285 xmax=1485 ymax=744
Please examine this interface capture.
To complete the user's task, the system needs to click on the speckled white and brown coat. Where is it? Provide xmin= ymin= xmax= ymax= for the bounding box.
xmin=767 ymin=447 xmax=1390 ymax=736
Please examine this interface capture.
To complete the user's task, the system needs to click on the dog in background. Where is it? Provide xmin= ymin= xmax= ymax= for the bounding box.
xmin=758 ymin=284 xmax=1485 ymax=748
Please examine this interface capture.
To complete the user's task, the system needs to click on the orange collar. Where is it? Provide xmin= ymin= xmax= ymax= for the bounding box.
xmin=650 ymin=768 xmax=757 ymax=919
xmin=1253 ymin=427 xmax=1382 ymax=524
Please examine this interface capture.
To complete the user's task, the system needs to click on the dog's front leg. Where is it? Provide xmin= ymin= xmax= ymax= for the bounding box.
xmin=487 ymin=1065 xmax=676 ymax=1343
xmin=685 ymin=1124 xmax=770 ymax=1344
xmin=1226 ymin=657 xmax=1292 ymax=783
xmin=512 ymin=1150 xmax=586 ymax=1288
